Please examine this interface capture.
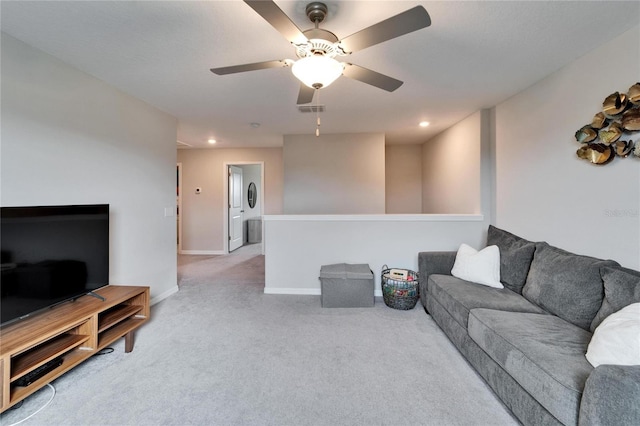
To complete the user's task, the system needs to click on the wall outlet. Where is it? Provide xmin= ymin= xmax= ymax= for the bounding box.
xmin=164 ymin=207 xmax=175 ymax=217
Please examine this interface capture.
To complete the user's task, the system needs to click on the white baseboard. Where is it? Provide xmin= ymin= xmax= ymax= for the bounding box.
xmin=150 ymin=285 xmax=179 ymax=306
xmin=264 ymin=287 xmax=383 ymax=297
xmin=179 ymin=250 xmax=225 ymax=255
xmin=264 ymin=287 xmax=321 ymax=295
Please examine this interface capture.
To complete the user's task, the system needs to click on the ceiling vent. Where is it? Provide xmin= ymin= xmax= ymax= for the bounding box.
xmin=176 ymin=140 xmax=192 ymax=148
xmin=297 ymin=105 xmax=325 ymax=113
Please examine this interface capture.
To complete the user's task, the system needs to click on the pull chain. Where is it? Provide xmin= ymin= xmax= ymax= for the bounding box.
xmin=315 ymin=88 xmax=320 ymax=137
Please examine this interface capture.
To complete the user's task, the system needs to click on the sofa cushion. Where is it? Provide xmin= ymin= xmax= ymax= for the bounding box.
xmin=590 ymin=265 xmax=640 ymax=331
xmin=428 ymin=274 xmax=547 ymax=329
xmin=486 ymin=226 xmax=536 ymax=294
xmin=427 ymin=294 xmax=563 ymax=426
xmin=468 ymin=308 xmax=594 ymax=426
xmin=579 ymin=365 xmax=640 ymax=426
xmin=451 ymin=243 xmax=502 ymax=288
xmin=522 ymin=242 xmax=618 ymax=330
xmin=586 ymin=303 xmax=640 ymax=367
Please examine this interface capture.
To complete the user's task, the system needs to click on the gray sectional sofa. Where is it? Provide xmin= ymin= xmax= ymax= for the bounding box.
xmin=418 ymin=226 xmax=640 ymax=426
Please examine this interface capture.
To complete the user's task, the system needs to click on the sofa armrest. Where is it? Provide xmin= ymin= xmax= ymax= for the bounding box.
xmin=579 ymin=364 xmax=640 ymax=426
xmin=418 ymin=251 xmax=457 ymax=280
xmin=418 ymin=251 xmax=456 ymax=311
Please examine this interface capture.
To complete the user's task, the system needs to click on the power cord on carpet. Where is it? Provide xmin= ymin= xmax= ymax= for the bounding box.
xmin=5 ymin=347 xmax=113 ymax=425
xmin=6 ymin=383 xmax=56 ymax=426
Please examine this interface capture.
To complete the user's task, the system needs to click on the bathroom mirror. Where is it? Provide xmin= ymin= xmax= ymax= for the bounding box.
xmin=248 ymin=182 xmax=257 ymax=208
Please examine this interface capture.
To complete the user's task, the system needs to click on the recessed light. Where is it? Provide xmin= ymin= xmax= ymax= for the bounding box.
xmin=208 ymin=139 xmax=217 ymax=144
xmin=419 ymin=121 xmax=430 ymax=127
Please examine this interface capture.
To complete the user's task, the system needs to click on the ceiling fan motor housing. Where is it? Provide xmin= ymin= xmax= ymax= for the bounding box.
xmin=296 ymin=2 xmax=345 ymax=59
xmin=305 ymin=2 xmax=328 ymax=24
xmin=297 ymin=29 xmax=340 ymax=58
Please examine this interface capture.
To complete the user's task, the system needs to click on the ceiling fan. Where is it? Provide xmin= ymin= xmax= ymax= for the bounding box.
xmin=210 ymin=1 xmax=431 ymax=105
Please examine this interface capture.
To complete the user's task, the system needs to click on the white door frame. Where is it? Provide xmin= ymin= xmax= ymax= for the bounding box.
xmin=222 ymin=161 xmax=265 ymax=254
xmin=228 ymin=165 xmax=244 ymax=252
xmin=177 ymin=162 xmax=183 ymax=254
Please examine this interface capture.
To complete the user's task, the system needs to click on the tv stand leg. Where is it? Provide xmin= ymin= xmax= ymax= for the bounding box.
xmin=87 ymin=291 xmax=106 ymax=302
xmin=125 ymin=331 xmax=135 ymax=353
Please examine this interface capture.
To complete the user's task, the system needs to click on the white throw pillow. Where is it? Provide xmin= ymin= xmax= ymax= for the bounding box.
xmin=451 ymin=243 xmax=503 ymax=288
xmin=586 ymin=302 xmax=640 ymax=367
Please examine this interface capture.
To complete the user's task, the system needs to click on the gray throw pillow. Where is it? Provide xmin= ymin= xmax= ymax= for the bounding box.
xmin=522 ymin=242 xmax=619 ymax=330
xmin=590 ymin=266 xmax=640 ymax=331
xmin=486 ymin=225 xmax=536 ymax=294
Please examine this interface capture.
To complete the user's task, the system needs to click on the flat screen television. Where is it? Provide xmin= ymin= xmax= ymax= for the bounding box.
xmin=1 ymin=204 xmax=109 ymax=326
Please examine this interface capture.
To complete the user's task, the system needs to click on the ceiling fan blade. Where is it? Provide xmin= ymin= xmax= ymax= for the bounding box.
xmin=338 ymin=6 xmax=431 ymax=53
xmin=342 ymin=63 xmax=403 ymax=92
xmin=210 ymin=60 xmax=290 ymax=75
xmin=297 ymin=84 xmax=315 ymax=105
xmin=244 ymin=0 xmax=308 ymax=45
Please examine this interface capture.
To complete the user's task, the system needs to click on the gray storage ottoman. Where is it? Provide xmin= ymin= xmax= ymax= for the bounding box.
xmin=319 ymin=263 xmax=374 ymax=308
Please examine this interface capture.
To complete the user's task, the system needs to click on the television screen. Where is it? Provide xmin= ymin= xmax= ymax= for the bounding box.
xmin=1 ymin=204 xmax=109 ymax=326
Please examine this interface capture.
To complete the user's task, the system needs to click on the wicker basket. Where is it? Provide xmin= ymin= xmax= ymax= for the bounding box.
xmin=381 ymin=265 xmax=419 ymax=310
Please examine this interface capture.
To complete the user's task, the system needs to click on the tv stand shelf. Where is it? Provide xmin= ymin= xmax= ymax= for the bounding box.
xmin=0 ymin=285 xmax=149 ymax=413
xmin=11 ymin=334 xmax=89 ymax=380
xmin=98 ymin=305 xmax=142 ymax=333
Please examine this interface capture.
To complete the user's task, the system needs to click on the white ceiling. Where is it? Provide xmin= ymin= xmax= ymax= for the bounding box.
xmin=1 ymin=1 xmax=639 ymax=149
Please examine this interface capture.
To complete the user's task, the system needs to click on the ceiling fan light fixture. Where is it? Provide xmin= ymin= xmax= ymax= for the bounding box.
xmin=292 ymin=56 xmax=343 ymax=89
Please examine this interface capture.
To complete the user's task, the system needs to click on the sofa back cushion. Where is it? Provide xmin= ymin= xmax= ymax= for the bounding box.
xmin=522 ymin=242 xmax=619 ymax=330
xmin=590 ymin=266 xmax=640 ymax=331
xmin=486 ymin=226 xmax=536 ymax=294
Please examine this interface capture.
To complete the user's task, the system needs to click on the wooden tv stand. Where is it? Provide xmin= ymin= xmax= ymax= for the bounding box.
xmin=0 ymin=285 xmax=150 ymax=412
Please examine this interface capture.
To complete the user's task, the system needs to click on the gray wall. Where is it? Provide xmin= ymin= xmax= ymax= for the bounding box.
xmin=385 ymin=145 xmax=422 ymax=214
xmin=176 ymin=148 xmax=283 ymax=253
xmin=494 ymin=25 xmax=640 ymax=269
xmin=283 ymin=133 xmax=386 ymax=214
xmin=1 ymin=34 xmax=179 ymax=302
xmin=422 ymin=111 xmax=482 ymax=214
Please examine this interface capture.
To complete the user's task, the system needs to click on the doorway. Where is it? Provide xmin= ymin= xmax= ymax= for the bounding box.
xmin=225 ymin=162 xmax=264 ymax=254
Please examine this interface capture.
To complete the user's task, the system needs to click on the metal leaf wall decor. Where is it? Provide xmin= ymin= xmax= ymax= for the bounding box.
xmin=574 ymin=82 xmax=640 ymax=165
